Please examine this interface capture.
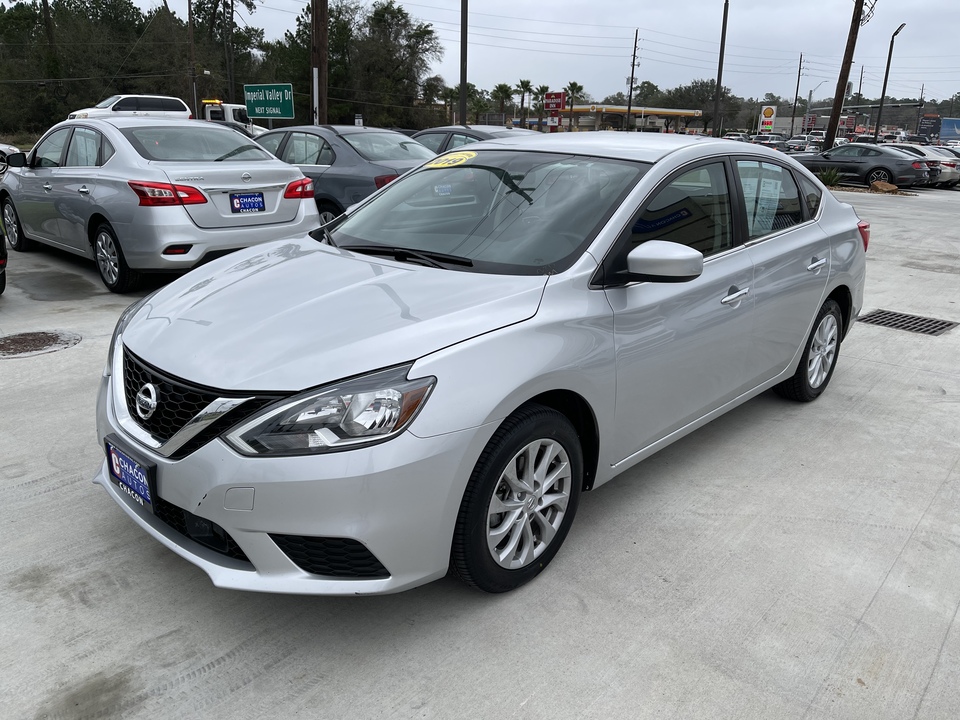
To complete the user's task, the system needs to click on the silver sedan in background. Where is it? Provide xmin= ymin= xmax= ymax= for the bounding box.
xmin=0 ymin=118 xmax=319 ymax=292
xmin=95 ymin=134 xmax=867 ymax=595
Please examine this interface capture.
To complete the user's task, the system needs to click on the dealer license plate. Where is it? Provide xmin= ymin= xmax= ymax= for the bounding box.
xmin=230 ymin=192 xmax=265 ymax=214
xmin=106 ymin=440 xmax=153 ymax=510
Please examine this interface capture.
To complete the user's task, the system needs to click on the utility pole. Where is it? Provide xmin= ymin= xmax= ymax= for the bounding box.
xmin=711 ymin=0 xmax=730 ymax=137
xmin=824 ymin=0 xmax=867 ymax=149
xmin=873 ymin=22 xmax=906 ymax=142
xmin=625 ymin=30 xmax=638 ymax=131
xmin=790 ymin=53 xmax=803 ymax=137
xmin=459 ymin=0 xmax=468 ymax=125
xmin=188 ymin=0 xmax=197 ymax=117
xmin=311 ymin=0 xmax=328 ymax=124
xmin=916 ymin=84 xmax=924 ymax=133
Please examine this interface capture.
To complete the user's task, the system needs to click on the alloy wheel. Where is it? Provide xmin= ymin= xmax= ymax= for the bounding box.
xmin=807 ymin=313 xmax=838 ymax=389
xmin=868 ymin=169 xmax=891 ymax=184
xmin=486 ymin=437 xmax=572 ymax=570
xmin=95 ymin=230 xmax=119 ymax=285
xmin=2 ymin=203 xmax=17 ymax=246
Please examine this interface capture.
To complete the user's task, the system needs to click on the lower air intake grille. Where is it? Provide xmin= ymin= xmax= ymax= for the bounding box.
xmin=154 ymin=496 xmax=250 ymax=563
xmin=858 ymin=309 xmax=958 ymax=336
xmin=270 ymin=535 xmax=389 ymax=578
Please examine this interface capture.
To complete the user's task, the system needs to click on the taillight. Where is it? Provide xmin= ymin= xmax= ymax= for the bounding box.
xmin=857 ymin=220 xmax=870 ymax=252
xmin=374 ymin=174 xmax=399 ymax=189
xmin=283 ymin=177 xmax=314 ymax=199
xmin=911 ymin=161 xmax=923 ymax=169
xmin=128 ymin=181 xmax=207 ymax=206
xmin=943 ymin=162 xmax=956 ymax=169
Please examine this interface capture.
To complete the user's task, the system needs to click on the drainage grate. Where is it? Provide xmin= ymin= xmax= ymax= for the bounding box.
xmin=858 ymin=309 xmax=958 ymax=336
xmin=0 ymin=331 xmax=82 ymax=358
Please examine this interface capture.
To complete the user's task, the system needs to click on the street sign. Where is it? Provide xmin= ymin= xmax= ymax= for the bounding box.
xmin=355 ymin=114 xmax=363 ymax=127
xmin=243 ymin=83 xmax=295 ymax=120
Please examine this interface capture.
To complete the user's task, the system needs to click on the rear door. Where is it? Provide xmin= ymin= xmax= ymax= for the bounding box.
xmin=55 ymin=126 xmax=105 ymax=250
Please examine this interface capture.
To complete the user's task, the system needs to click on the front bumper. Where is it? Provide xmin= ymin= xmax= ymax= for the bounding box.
xmin=94 ymin=371 xmax=495 ymax=595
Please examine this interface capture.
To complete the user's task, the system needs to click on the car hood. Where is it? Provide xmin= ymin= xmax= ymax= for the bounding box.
xmin=121 ymin=238 xmax=547 ymax=391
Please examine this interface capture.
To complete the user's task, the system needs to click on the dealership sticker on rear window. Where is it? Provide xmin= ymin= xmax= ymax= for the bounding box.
xmin=426 ymin=151 xmax=477 ymax=168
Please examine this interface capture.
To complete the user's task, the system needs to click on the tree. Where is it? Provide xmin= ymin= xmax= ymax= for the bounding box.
xmin=490 ymin=83 xmax=514 ymax=120
xmin=633 ymin=80 xmax=661 ymax=107
xmin=564 ymin=80 xmax=584 ymax=130
xmin=469 ymin=91 xmax=489 ymax=124
xmin=601 ymin=92 xmax=629 ymax=105
xmin=515 ymin=78 xmax=533 ymax=125
xmin=533 ymin=84 xmax=549 ymax=131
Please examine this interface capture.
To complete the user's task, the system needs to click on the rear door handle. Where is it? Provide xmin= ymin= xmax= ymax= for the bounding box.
xmin=721 ymin=287 xmax=750 ymax=305
xmin=42 ymin=182 xmax=52 ymax=191
xmin=807 ymin=257 xmax=826 ymax=272
xmin=78 ymin=186 xmax=90 ymax=195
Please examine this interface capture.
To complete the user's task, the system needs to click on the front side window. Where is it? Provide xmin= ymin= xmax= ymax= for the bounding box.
xmin=120 ymin=125 xmax=272 ymax=162
xmin=330 ymin=150 xmax=647 ymax=275
xmin=33 ymin=128 xmax=71 ymax=168
xmin=65 ymin=127 xmax=102 ymax=167
xmin=735 ymin=161 xmax=803 ymax=239
xmin=95 ymin=95 xmax=120 ymax=109
xmin=113 ymin=97 xmax=138 ymax=111
xmin=257 ymin=132 xmax=285 ymax=156
xmin=628 ymin=162 xmax=733 ymax=257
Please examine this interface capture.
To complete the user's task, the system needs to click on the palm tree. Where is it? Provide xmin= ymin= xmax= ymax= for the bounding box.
xmin=490 ymin=83 xmax=514 ymax=124
xmin=443 ymin=86 xmax=458 ymax=124
xmin=533 ymin=84 xmax=550 ymax=132
xmin=564 ymin=81 xmax=585 ymax=130
xmin=516 ymin=79 xmax=533 ymax=127
xmin=469 ymin=93 xmax=490 ymax=124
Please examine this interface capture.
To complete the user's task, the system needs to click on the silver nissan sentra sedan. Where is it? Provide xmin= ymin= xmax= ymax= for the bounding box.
xmin=0 ymin=118 xmax=319 ymax=292
xmin=94 ymin=133 xmax=868 ymax=595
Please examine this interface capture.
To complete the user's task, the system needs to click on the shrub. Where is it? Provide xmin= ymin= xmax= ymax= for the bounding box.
xmin=815 ymin=168 xmax=841 ymax=187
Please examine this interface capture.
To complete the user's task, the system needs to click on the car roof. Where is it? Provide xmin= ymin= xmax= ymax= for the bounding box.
xmin=58 ymin=117 xmax=227 ymax=131
xmin=456 ymin=132 xmax=753 ymax=164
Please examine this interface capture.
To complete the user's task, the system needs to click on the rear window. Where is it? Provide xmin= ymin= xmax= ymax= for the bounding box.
xmin=119 ymin=125 xmax=273 ymax=162
xmin=342 ymin=132 xmax=435 ymax=162
xmin=95 ymin=95 xmax=120 ymax=109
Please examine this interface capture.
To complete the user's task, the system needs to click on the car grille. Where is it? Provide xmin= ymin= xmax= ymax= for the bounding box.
xmin=154 ymin=496 xmax=251 ymax=563
xmin=122 ymin=348 xmax=281 ymax=458
xmin=270 ymin=535 xmax=390 ymax=578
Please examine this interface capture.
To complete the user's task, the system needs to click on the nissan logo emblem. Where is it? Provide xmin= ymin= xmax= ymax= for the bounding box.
xmin=135 ymin=383 xmax=158 ymax=420
xmin=241 ymin=172 xmax=252 ymax=183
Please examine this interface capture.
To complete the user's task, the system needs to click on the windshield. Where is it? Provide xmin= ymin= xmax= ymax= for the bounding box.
xmin=342 ymin=132 xmax=436 ymax=162
xmin=329 ymin=150 xmax=648 ymax=275
xmin=119 ymin=125 xmax=273 ymax=162
xmin=95 ymin=96 xmax=120 ymax=109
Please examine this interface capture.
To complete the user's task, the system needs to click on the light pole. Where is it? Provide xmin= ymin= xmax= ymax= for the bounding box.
xmin=806 ymin=80 xmax=828 ymax=133
xmin=711 ymin=0 xmax=729 ymax=137
xmin=873 ymin=23 xmax=906 ymax=141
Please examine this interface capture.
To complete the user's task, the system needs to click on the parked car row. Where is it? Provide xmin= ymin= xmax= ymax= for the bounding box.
xmin=792 ymin=142 xmax=949 ymax=189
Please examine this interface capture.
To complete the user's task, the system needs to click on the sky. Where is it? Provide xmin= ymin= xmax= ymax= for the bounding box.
xmin=143 ymin=0 xmax=960 ymax=105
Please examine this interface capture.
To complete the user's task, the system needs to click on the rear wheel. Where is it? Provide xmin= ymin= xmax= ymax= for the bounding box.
xmin=774 ymin=299 xmax=842 ymax=402
xmin=316 ymin=201 xmax=341 ymax=225
xmin=2 ymin=198 xmax=32 ymax=251
xmin=94 ymin=222 xmax=141 ymax=293
xmin=866 ymin=168 xmax=891 ymax=185
xmin=451 ymin=403 xmax=582 ymax=593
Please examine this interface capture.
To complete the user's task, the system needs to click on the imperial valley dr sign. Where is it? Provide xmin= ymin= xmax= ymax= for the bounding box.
xmin=243 ymin=83 xmax=295 ymax=119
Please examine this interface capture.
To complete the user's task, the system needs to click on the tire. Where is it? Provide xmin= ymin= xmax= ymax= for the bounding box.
xmin=866 ymin=168 xmax=891 ymax=185
xmin=0 ymin=150 xmax=7 ymax=176
xmin=316 ymin=201 xmax=341 ymax=225
xmin=451 ymin=403 xmax=583 ymax=593
xmin=774 ymin=299 xmax=843 ymax=402
xmin=2 ymin=198 xmax=32 ymax=251
xmin=0 ymin=270 xmax=5 ymax=296
xmin=93 ymin=222 xmax=141 ymax=293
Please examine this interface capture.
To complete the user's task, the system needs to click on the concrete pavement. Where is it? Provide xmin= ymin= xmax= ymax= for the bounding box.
xmin=1 ymin=187 xmax=959 ymax=719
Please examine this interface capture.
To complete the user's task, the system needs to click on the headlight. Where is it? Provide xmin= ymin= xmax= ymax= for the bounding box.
xmin=104 ymin=291 xmax=160 ymax=376
xmin=224 ymin=365 xmax=435 ymax=456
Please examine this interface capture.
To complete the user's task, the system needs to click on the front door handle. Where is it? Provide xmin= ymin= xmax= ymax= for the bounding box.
xmin=721 ymin=286 xmax=750 ymax=305
xmin=807 ymin=257 xmax=826 ymax=272
xmin=42 ymin=182 xmax=52 ymax=192
xmin=78 ymin=186 xmax=90 ymax=195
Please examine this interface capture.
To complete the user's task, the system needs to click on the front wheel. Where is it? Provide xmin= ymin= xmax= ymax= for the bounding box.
xmin=774 ymin=299 xmax=842 ymax=402
xmin=3 ymin=198 xmax=32 ymax=251
xmin=866 ymin=168 xmax=892 ymax=185
xmin=94 ymin=222 xmax=141 ymax=293
xmin=451 ymin=404 xmax=582 ymax=593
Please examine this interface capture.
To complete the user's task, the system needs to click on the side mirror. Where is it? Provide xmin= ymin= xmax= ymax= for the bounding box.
xmin=5 ymin=151 xmax=26 ymax=168
xmin=615 ymin=240 xmax=703 ymax=284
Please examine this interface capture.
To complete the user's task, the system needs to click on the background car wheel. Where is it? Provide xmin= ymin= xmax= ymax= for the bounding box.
xmin=774 ymin=299 xmax=842 ymax=402
xmin=451 ymin=403 xmax=582 ymax=593
xmin=316 ymin=201 xmax=341 ymax=225
xmin=866 ymin=168 xmax=891 ymax=184
xmin=0 ymin=270 xmax=5 ymax=295
xmin=3 ymin=199 xmax=32 ymax=251
xmin=93 ymin=222 xmax=141 ymax=293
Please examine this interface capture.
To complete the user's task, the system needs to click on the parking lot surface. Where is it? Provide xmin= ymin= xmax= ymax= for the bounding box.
xmin=1 ymin=187 xmax=959 ymax=719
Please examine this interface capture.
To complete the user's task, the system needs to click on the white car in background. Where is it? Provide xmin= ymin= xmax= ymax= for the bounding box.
xmin=68 ymin=95 xmax=192 ymax=120
xmin=0 ymin=142 xmax=18 ymax=175
xmin=893 ymin=143 xmax=959 ymax=187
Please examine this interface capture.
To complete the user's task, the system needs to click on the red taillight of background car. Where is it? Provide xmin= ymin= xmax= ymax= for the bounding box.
xmin=374 ymin=174 xmax=399 ymax=189
xmin=283 ymin=177 xmax=314 ymax=199
xmin=857 ymin=220 xmax=870 ymax=252
xmin=911 ymin=161 xmax=923 ymax=169
xmin=128 ymin=181 xmax=207 ymax=206
xmin=942 ymin=162 xmax=956 ymax=169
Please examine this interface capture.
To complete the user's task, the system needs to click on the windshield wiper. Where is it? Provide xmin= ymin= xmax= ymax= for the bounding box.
xmin=215 ymin=144 xmax=259 ymax=161
xmin=340 ymin=244 xmax=473 ymax=268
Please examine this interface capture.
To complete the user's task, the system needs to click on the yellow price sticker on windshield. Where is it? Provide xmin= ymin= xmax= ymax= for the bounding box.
xmin=425 ymin=151 xmax=477 ymax=168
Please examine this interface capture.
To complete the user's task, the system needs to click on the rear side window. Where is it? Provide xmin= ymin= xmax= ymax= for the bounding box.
xmin=449 ymin=133 xmax=479 ymax=149
xmin=281 ymin=132 xmax=334 ymax=165
xmin=161 ymin=98 xmax=188 ymax=112
xmin=258 ymin=133 xmax=285 ymax=156
xmin=113 ymin=97 xmax=138 ymax=111
xmin=414 ymin=133 xmax=446 ymax=153
xmin=65 ymin=127 xmax=102 ymax=167
xmin=139 ymin=97 xmax=165 ymax=112
xmin=735 ymin=161 xmax=803 ymax=239
xmin=797 ymin=175 xmax=822 ymax=218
